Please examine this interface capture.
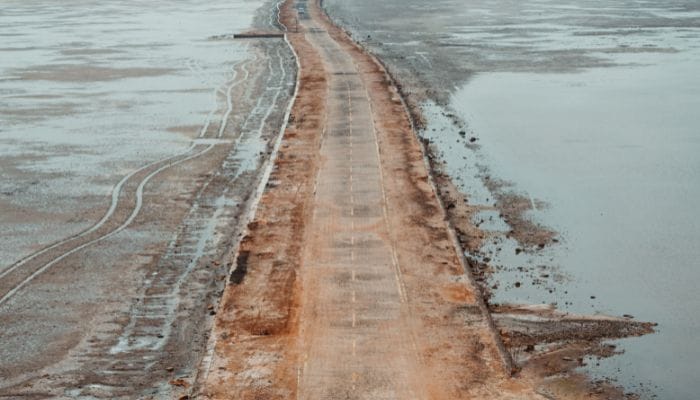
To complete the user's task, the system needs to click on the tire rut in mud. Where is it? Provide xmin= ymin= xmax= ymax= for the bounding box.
xmin=0 ymin=38 xmax=295 ymax=399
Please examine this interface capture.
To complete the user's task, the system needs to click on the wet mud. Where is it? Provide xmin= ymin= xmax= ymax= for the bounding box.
xmin=0 ymin=0 xmax=296 ymax=398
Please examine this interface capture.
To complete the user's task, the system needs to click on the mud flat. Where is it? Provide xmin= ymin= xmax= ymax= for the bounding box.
xmin=0 ymin=0 xmax=295 ymax=397
xmin=322 ymin=0 xmax=700 ymax=398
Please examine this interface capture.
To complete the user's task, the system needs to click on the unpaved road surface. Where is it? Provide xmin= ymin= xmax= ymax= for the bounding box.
xmin=198 ymin=1 xmax=560 ymax=399
xmin=200 ymin=1 xmax=655 ymax=399
xmin=296 ymin=13 xmax=445 ymax=398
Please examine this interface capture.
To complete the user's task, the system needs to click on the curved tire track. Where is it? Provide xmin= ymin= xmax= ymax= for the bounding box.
xmin=0 ymin=143 xmax=214 ymax=307
xmin=0 ymin=56 xmax=255 ymax=308
xmin=107 ymin=45 xmax=289 ymax=357
xmin=44 ymin=40 xmax=296 ymax=399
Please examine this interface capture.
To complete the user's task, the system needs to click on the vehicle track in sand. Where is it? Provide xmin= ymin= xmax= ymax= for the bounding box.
xmin=0 ymin=53 xmax=257 ymax=309
xmin=108 ymin=45 xmax=289 ymax=358
xmin=0 ymin=55 xmax=250 ymax=290
xmin=0 ymin=30 xmax=296 ymax=397
xmin=48 ymin=43 xmax=295 ymax=399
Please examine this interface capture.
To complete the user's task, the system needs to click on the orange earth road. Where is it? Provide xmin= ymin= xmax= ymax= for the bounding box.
xmin=198 ymin=1 xmax=545 ymax=399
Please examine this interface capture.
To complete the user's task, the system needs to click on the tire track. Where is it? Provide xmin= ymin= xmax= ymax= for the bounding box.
xmin=0 ymin=144 xmax=216 ymax=307
xmin=0 ymin=143 xmax=197 ymax=282
xmin=218 ymin=60 xmax=250 ymax=138
xmin=200 ymin=59 xmax=245 ymax=138
xmin=0 ymin=54 xmax=255 ymax=308
xmin=194 ymin=6 xmax=300 ymax=391
xmin=55 ymin=41 xmax=294 ymax=399
xmin=108 ymin=45 xmax=285 ymax=356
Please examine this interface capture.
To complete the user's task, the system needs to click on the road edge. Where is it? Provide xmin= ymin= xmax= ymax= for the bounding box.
xmin=190 ymin=2 xmax=302 ymax=393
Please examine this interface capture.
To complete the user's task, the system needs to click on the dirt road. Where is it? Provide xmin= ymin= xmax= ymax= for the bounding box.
xmin=199 ymin=1 xmax=556 ymax=399
xmin=297 ymin=12 xmax=438 ymax=398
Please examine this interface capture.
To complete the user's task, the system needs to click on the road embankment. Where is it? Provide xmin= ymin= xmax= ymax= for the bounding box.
xmin=197 ymin=1 xmax=654 ymax=399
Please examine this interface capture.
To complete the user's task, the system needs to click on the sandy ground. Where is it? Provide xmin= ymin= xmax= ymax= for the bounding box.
xmin=198 ymin=1 xmax=656 ymax=399
xmin=0 ymin=2 xmax=296 ymax=397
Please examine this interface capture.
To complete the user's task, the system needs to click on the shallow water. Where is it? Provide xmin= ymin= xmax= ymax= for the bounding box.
xmin=0 ymin=0 xmax=259 ymax=266
xmin=453 ymin=52 xmax=700 ymax=399
xmin=324 ymin=0 xmax=700 ymax=398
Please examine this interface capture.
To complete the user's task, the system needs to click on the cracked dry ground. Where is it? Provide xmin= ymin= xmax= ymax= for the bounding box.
xmin=197 ymin=1 xmax=588 ymax=399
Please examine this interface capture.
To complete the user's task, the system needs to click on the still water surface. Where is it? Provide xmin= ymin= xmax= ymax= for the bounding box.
xmin=452 ymin=51 xmax=700 ymax=399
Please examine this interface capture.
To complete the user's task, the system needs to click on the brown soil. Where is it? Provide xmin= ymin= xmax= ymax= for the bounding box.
xmin=494 ymin=304 xmax=655 ymax=350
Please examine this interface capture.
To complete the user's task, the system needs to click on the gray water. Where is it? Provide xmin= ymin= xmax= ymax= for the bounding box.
xmin=453 ymin=52 xmax=700 ymax=399
xmin=323 ymin=0 xmax=700 ymax=398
